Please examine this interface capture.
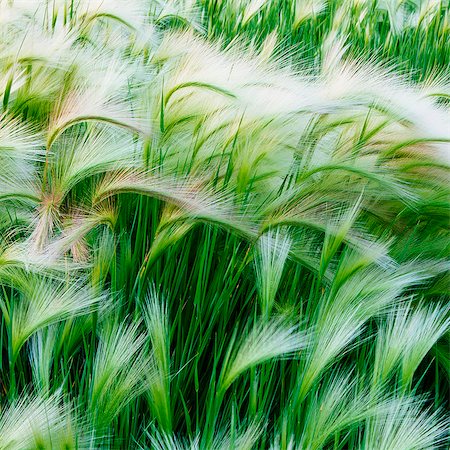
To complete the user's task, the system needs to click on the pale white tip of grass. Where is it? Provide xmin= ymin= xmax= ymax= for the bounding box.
xmin=374 ymin=301 xmax=450 ymax=387
xmin=157 ymin=0 xmax=203 ymax=31
xmin=77 ymin=0 xmax=149 ymax=30
xmin=48 ymin=55 xmax=148 ymax=147
xmin=254 ymin=229 xmax=292 ymax=317
xmin=0 ymin=114 xmax=43 ymax=161
xmin=241 ymin=0 xmax=271 ymax=24
xmin=362 ymin=395 xmax=450 ymax=450
xmin=0 ymin=67 xmax=27 ymax=101
xmin=28 ymin=325 xmax=58 ymax=394
xmin=298 ymin=308 xmax=365 ymax=401
xmin=0 ymin=393 xmax=85 ymax=449
xmin=51 ymin=125 xmax=140 ymax=199
xmin=0 ymin=26 xmax=76 ymax=68
xmin=147 ymin=421 xmax=261 ymax=450
xmin=45 ymin=204 xmax=117 ymax=261
xmin=258 ymin=31 xmax=279 ymax=62
xmin=0 ymin=239 xmax=89 ymax=279
xmin=319 ymin=47 xmax=450 ymax=161
xmin=297 ymin=260 xmax=437 ymax=400
xmin=269 ymin=436 xmax=296 ymax=450
xmin=406 ymin=0 xmax=443 ymax=29
xmin=90 ymin=319 xmax=150 ymax=428
xmin=299 ymin=371 xmax=387 ymax=450
xmin=0 ymin=171 xmax=39 ymax=206
xmin=293 ymin=0 xmax=327 ymax=28
xmin=11 ymin=277 xmax=103 ymax=364
xmin=0 ymin=242 xmax=54 ymax=275
xmin=215 ymin=422 xmax=262 ymax=450
xmin=143 ymin=287 xmax=172 ymax=432
xmin=92 ymin=170 xmax=256 ymax=237
xmin=29 ymin=193 xmax=62 ymax=252
xmin=220 ymin=317 xmax=307 ymax=392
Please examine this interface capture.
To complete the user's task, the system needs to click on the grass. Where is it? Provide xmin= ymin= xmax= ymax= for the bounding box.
xmin=0 ymin=0 xmax=449 ymax=448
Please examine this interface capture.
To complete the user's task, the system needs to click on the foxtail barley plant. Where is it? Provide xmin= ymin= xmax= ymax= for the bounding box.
xmin=0 ymin=0 xmax=449 ymax=448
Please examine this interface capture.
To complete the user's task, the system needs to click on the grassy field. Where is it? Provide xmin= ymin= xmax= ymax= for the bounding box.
xmin=0 ymin=0 xmax=449 ymax=448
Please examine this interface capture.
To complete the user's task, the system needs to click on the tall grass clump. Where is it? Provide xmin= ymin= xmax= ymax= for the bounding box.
xmin=0 ymin=0 xmax=448 ymax=448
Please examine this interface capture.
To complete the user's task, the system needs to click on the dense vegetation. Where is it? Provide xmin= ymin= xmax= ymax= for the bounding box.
xmin=0 ymin=0 xmax=449 ymax=448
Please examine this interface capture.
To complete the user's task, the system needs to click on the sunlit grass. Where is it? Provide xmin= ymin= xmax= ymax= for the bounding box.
xmin=0 ymin=0 xmax=448 ymax=448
